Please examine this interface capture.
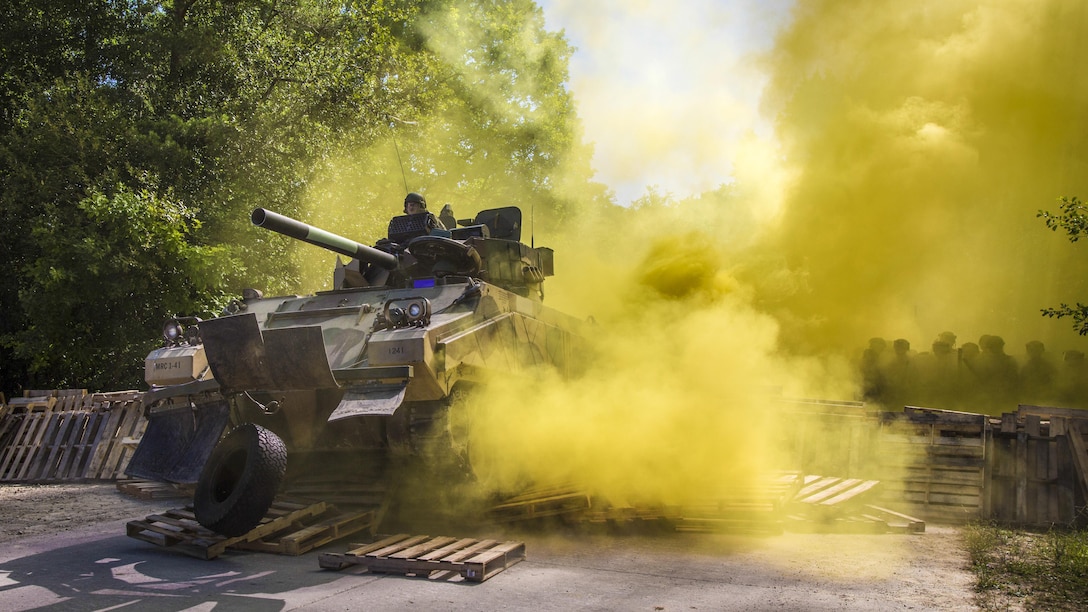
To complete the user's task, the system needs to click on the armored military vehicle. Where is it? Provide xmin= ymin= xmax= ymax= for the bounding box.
xmin=128 ymin=205 xmax=583 ymax=536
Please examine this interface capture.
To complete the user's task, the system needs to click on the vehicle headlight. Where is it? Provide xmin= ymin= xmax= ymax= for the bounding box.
xmin=162 ymin=316 xmax=203 ymax=346
xmin=383 ymin=297 xmax=431 ymax=328
xmin=163 ymin=319 xmax=185 ymax=344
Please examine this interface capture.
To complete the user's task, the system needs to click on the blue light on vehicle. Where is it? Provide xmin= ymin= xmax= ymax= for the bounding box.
xmin=412 ymin=278 xmax=436 ymax=288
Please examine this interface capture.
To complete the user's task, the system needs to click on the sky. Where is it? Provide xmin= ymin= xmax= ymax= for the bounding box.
xmin=537 ymin=0 xmax=794 ymax=204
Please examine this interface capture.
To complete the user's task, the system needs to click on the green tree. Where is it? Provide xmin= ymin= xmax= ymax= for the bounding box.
xmin=1038 ymin=196 xmax=1088 ymax=334
xmin=0 ymin=0 xmax=599 ymax=396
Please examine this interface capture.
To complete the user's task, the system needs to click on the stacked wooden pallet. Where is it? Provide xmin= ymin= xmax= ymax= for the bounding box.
xmin=0 ymin=389 xmax=145 ymax=482
xmin=126 ymin=498 xmax=376 ymax=559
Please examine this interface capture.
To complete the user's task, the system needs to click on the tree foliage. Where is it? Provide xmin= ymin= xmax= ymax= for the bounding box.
xmin=1038 ymin=196 xmax=1088 ymax=335
xmin=0 ymin=0 xmax=593 ymax=395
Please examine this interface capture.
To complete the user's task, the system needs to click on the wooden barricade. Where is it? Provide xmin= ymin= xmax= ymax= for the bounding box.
xmin=873 ymin=407 xmax=988 ymax=523
xmin=987 ymin=405 xmax=1088 ymax=526
xmin=0 ymin=389 xmax=145 ymax=482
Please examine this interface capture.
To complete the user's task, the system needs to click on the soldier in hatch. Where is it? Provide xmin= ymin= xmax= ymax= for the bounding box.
xmin=402 ymin=192 xmax=446 ymax=231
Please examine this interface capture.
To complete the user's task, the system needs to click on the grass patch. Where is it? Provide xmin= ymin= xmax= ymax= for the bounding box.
xmin=964 ymin=522 xmax=1088 ymax=611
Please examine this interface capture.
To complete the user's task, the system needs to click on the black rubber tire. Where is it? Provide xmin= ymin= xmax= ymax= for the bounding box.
xmin=193 ymin=423 xmax=288 ymax=537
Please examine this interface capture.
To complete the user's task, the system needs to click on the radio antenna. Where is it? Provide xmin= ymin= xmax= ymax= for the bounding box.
xmin=531 ymin=200 xmax=535 ymax=248
xmin=391 ymin=133 xmax=410 ymax=194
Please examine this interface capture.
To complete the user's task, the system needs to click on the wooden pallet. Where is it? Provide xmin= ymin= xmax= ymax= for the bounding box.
xmin=116 ymin=479 xmax=194 ymax=500
xmin=319 ymin=533 xmax=525 ymax=582
xmin=487 ymin=485 xmax=592 ymax=523
xmin=876 ymin=407 xmax=987 ymax=523
xmin=126 ymin=498 xmax=376 ymax=559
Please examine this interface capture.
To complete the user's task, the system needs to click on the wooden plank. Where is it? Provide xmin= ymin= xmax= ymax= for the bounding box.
xmin=98 ymin=402 xmax=145 ymax=480
xmin=367 ymin=535 xmax=434 ymax=558
xmin=861 ymin=504 xmax=925 ymax=533
xmin=1019 ymin=404 xmax=1088 ymax=422
xmin=418 ymin=538 xmax=484 ymax=561
xmin=52 ymin=411 xmax=92 ymax=481
xmin=23 ymin=411 xmax=65 ymax=480
xmin=232 ymin=508 xmax=375 ymax=555
xmin=340 ymin=533 xmax=414 ymax=557
xmin=879 ymin=433 xmax=984 ymax=447
xmin=11 ymin=410 xmax=56 ymax=481
xmin=883 ymin=488 xmax=981 ymax=506
xmin=879 ymin=453 xmax=985 ymax=469
xmin=1025 ymin=414 xmax=1041 ymax=437
xmin=1067 ymin=422 xmax=1088 ymax=498
xmin=70 ymin=410 xmax=110 ymax=479
xmin=85 ymin=400 xmax=129 ymax=478
xmin=896 ymin=467 xmax=984 ymax=486
xmin=0 ymin=413 xmax=33 ymax=477
xmin=1016 ymin=431 xmax=1028 ymax=522
xmin=391 ymin=536 xmax=459 ymax=559
xmin=795 ymin=478 xmax=866 ymax=505
xmin=794 ymin=476 xmax=841 ymax=499
xmin=1000 ymin=413 xmax=1017 ymax=434
xmin=817 ymin=480 xmax=880 ymax=506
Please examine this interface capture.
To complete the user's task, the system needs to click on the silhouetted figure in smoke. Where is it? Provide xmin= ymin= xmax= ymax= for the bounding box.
xmin=859 ymin=347 xmax=887 ymax=403
xmin=881 ymin=338 xmax=917 ymax=409
xmin=938 ymin=331 xmax=958 ymax=351
xmin=1019 ymin=340 xmax=1057 ymax=406
xmin=957 ymin=341 xmax=983 ymax=410
xmin=1056 ymin=350 xmax=1088 ymax=408
xmin=916 ymin=338 xmax=958 ymax=408
xmin=868 ymin=337 xmax=888 ymax=362
xmin=975 ymin=335 xmax=1018 ymax=414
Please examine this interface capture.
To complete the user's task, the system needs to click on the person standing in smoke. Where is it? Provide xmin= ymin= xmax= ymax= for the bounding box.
xmin=881 ymin=338 xmax=917 ymax=409
xmin=938 ymin=331 xmax=957 ymax=351
xmin=859 ymin=347 xmax=886 ymax=404
xmin=916 ymin=338 xmax=958 ymax=408
xmin=1019 ymin=340 xmax=1057 ymax=406
xmin=957 ymin=342 xmax=983 ymax=410
xmin=975 ymin=335 xmax=1018 ymax=414
xmin=858 ymin=337 xmax=888 ymax=404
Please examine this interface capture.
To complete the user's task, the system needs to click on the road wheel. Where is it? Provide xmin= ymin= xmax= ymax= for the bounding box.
xmin=193 ymin=423 xmax=287 ymax=537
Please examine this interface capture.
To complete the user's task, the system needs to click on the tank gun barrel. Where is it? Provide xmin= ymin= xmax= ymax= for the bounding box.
xmin=251 ymin=208 xmax=398 ymax=270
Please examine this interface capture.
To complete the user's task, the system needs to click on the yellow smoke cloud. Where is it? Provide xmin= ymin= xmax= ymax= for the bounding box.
xmin=749 ymin=0 xmax=1088 ymax=359
xmin=290 ymin=0 xmax=1088 ymax=512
